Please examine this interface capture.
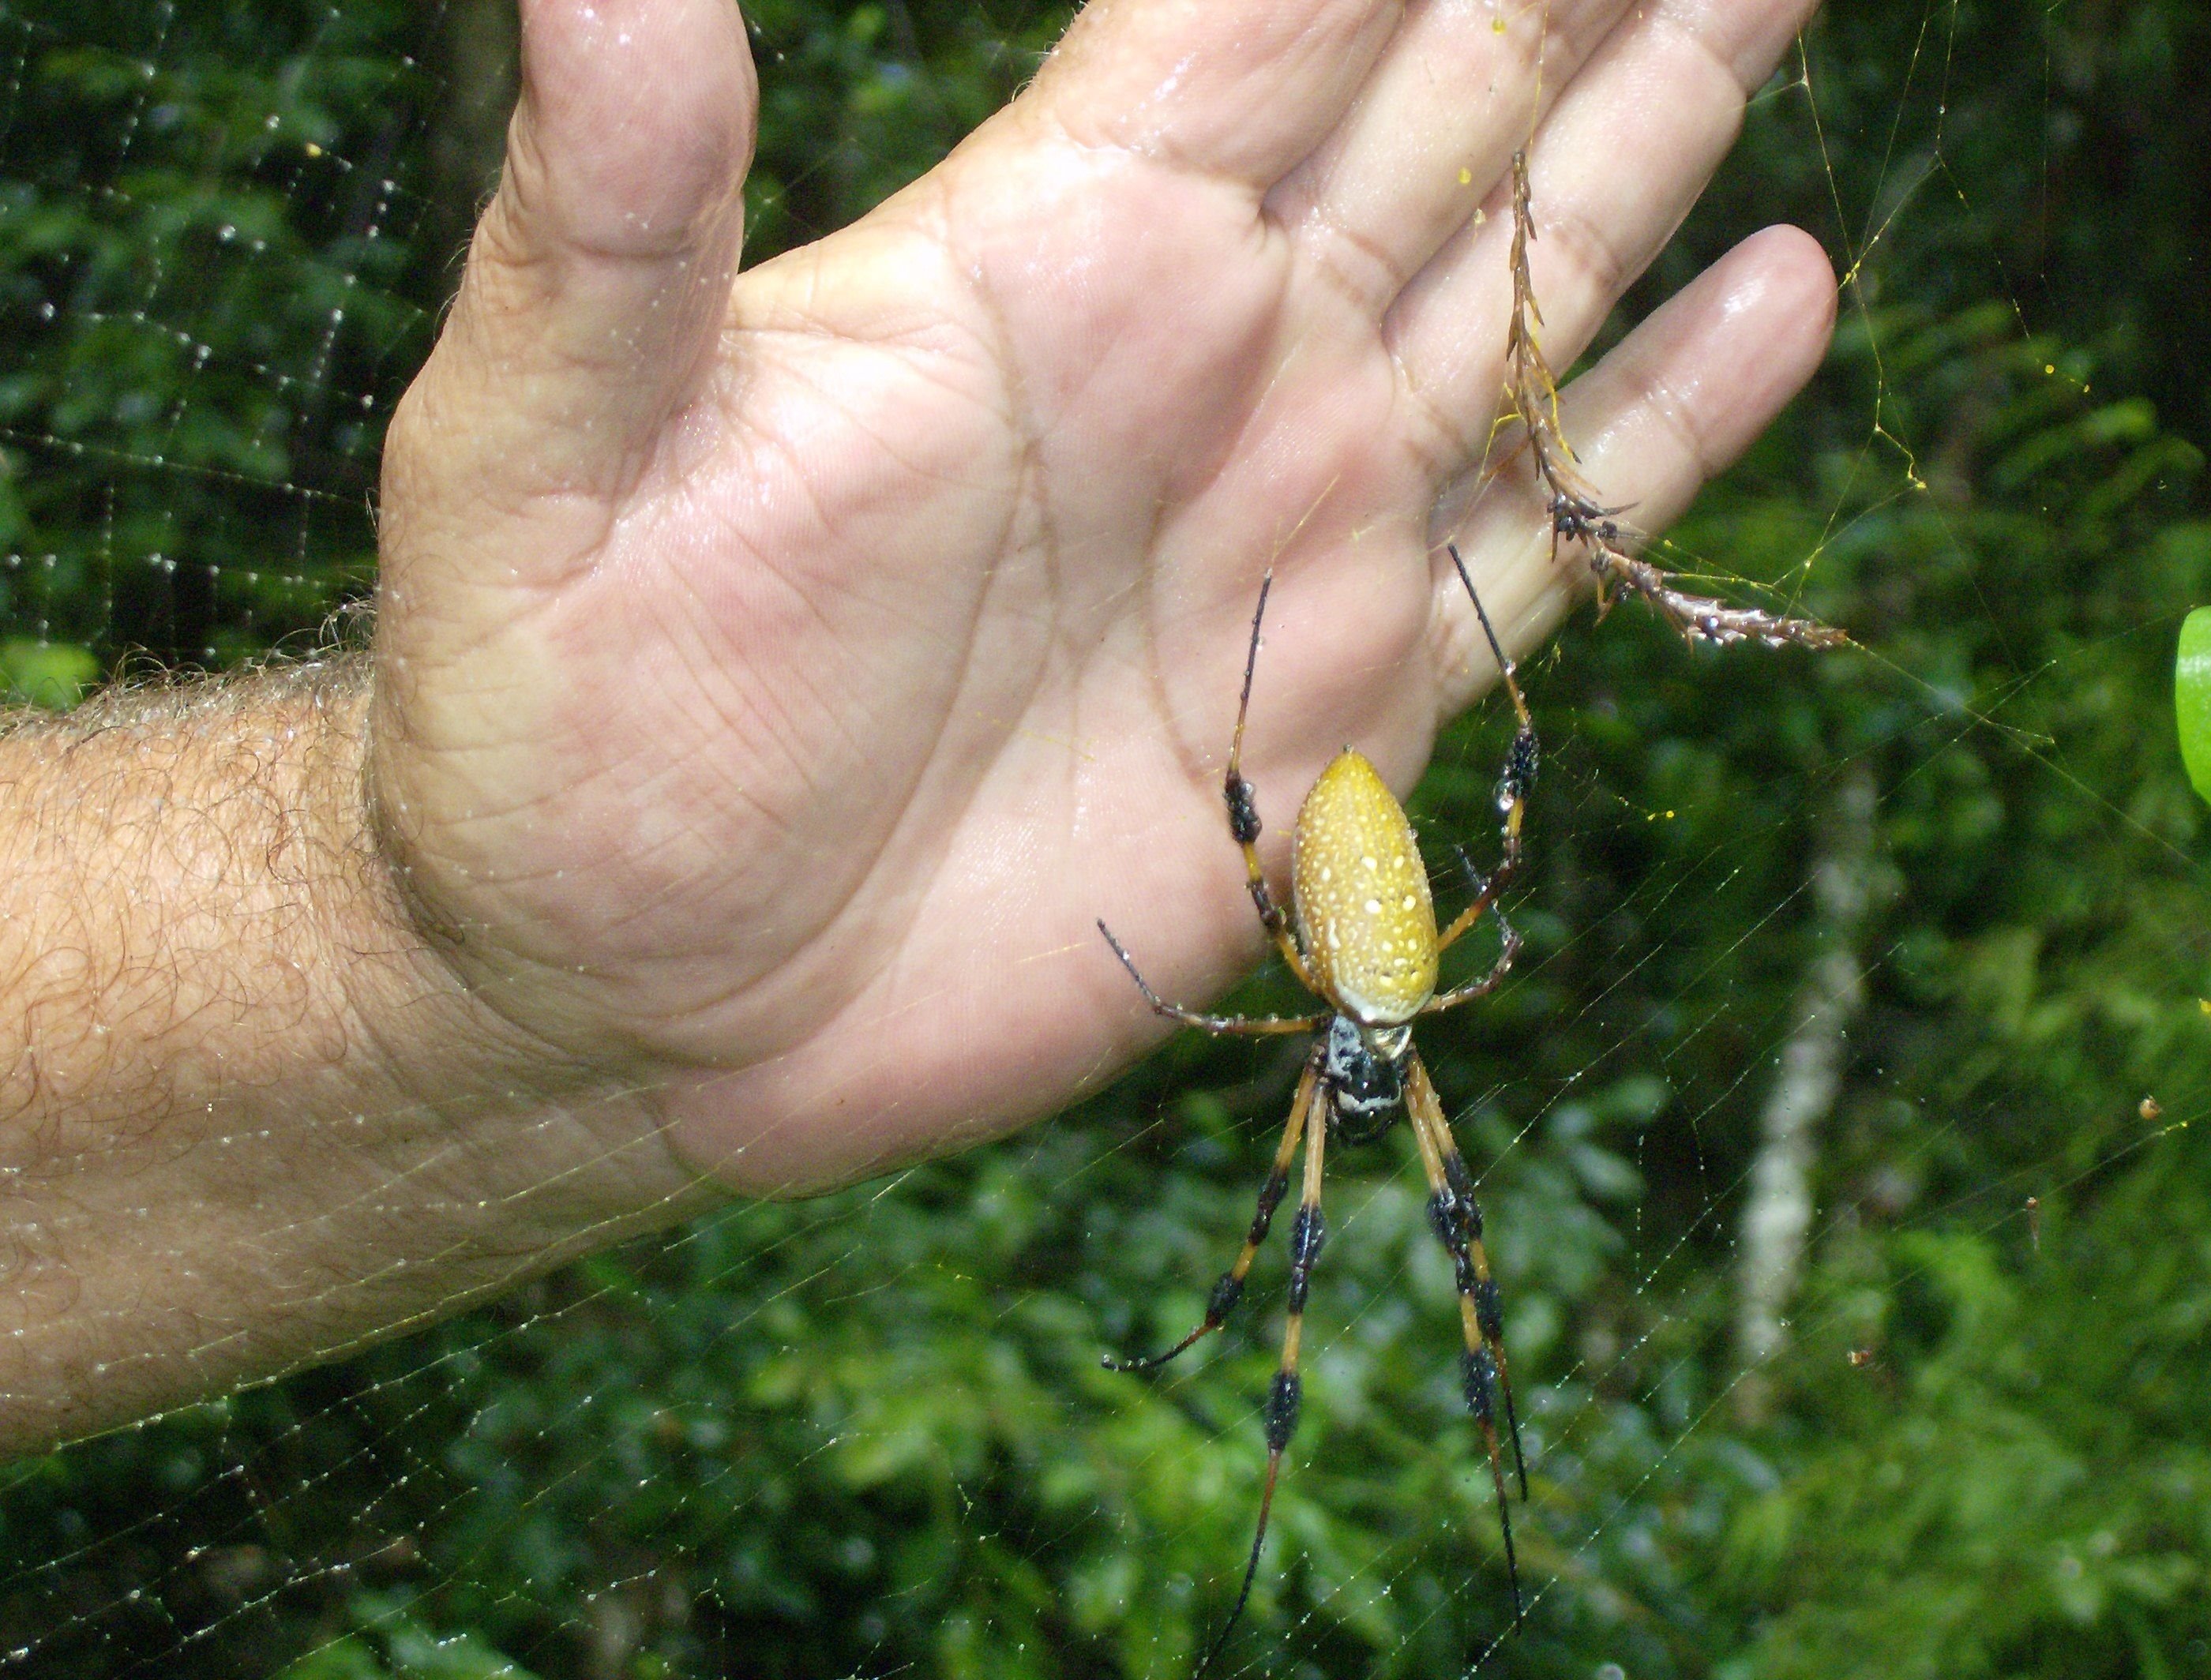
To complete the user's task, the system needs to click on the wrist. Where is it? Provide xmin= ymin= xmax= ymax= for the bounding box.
xmin=0 ymin=658 xmax=709 ymax=1452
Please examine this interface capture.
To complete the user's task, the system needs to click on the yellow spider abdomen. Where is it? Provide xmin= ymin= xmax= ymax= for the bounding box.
xmin=1292 ymin=750 xmax=1438 ymax=1025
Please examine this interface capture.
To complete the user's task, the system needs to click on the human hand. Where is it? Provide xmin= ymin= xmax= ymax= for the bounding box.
xmin=373 ymin=0 xmax=1837 ymax=1193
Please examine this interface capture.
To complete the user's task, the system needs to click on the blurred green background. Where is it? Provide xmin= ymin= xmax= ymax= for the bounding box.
xmin=2 ymin=1 xmax=2209 ymax=1676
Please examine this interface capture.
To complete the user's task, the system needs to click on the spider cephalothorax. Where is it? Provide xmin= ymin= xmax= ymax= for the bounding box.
xmin=1319 ymin=1014 xmax=1408 ymax=1144
xmin=1097 ymin=548 xmax=1534 ymax=1674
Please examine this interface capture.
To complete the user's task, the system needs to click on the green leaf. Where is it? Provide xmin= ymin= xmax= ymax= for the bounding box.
xmin=2175 ymin=608 xmax=2211 ymax=806
xmin=0 ymin=639 xmax=99 ymax=709
xmin=276 ymin=1640 xmax=392 ymax=1680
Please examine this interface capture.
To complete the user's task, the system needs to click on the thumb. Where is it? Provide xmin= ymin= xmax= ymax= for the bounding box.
xmin=396 ymin=0 xmax=755 ymax=523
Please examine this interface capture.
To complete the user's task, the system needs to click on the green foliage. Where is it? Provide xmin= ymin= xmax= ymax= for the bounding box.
xmin=1723 ymin=1123 xmax=2211 ymax=1679
xmin=0 ymin=632 xmax=96 ymax=705
xmin=5 ymin=2 xmax=2211 ymax=1678
xmin=2174 ymin=609 xmax=2211 ymax=804
xmin=0 ymin=0 xmax=426 ymax=667
xmin=278 ymin=1595 xmax=545 ymax=1680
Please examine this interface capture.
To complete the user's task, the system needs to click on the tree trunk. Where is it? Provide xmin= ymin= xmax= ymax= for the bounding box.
xmin=1733 ymin=761 xmax=1878 ymax=1417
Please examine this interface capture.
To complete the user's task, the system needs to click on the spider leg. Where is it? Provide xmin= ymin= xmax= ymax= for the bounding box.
xmin=1435 ymin=547 xmax=1537 ymax=958
xmin=1105 ymin=1052 xmax=1322 ymax=1373
xmin=1193 ymin=1081 xmax=1330 ymax=1680
xmin=1422 ymin=906 xmax=1522 ymax=1015
xmin=1404 ymin=1052 xmax=1527 ymax=1624
xmin=1097 ymin=922 xmax=1323 ymax=1037
xmin=1225 ymin=571 xmax=1322 ymax=992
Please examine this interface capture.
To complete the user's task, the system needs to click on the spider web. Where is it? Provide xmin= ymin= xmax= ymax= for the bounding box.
xmin=2 ymin=2 xmax=2209 ymax=1677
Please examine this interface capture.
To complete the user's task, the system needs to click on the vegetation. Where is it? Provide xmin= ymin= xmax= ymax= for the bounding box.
xmin=2 ymin=2 xmax=2208 ymax=1676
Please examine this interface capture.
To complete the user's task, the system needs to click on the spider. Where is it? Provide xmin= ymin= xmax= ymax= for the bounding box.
xmin=1097 ymin=546 xmax=1535 ymax=1672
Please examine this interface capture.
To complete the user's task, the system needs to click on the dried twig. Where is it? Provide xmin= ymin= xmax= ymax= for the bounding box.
xmin=1505 ymin=151 xmax=1846 ymax=651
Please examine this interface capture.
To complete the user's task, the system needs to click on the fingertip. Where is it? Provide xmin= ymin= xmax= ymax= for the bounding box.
xmin=407 ymin=0 xmax=757 ymax=512
xmin=512 ymin=0 xmax=756 ymax=256
xmin=1729 ymin=222 xmax=1839 ymax=370
xmin=1432 ymin=222 xmax=1844 ymax=700
xmin=1695 ymin=223 xmax=1839 ymax=466
xmin=1571 ymin=223 xmax=1839 ymax=489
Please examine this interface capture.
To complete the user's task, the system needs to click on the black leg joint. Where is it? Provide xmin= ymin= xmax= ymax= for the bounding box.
xmin=1503 ymin=727 xmax=1539 ymax=803
xmin=1443 ymin=1155 xmax=1481 ymax=1231
xmin=1248 ymin=1168 xmax=1290 ymax=1245
xmin=1286 ymin=1204 xmax=1326 ymax=1311
xmin=1247 ymin=878 xmax=1288 ymax=935
xmin=1225 ymin=773 xmax=1263 ymax=846
xmin=1426 ymin=1188 xmax=1458 ymax=1247
xmin=1264 ymin=1371 xmax=1302 ymax=1452
xmin=1462 ymin=1348 xmax=1498 ymax=1427
xmin=1454 ymin=1250 xmax=1478 ymax=1295
xmin=1206 ymin=1272 xmax=1245 ymax=1326
xmin=1475 ymin=1277 xmax=1504 ymax=1345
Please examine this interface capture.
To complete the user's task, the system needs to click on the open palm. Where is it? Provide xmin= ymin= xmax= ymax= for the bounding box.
xmin=372 ymin=0 xmax=1834 ymax=1192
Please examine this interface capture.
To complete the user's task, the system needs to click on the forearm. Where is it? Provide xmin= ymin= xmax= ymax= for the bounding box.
xmin=0 ymin=657 xmax=703 ymax=1453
